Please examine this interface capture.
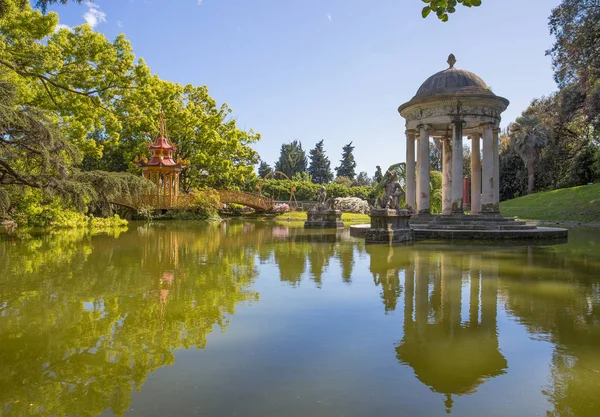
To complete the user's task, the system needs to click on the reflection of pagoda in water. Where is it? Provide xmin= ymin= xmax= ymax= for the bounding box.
xmin=393 ymin=252 xmax=507 ymax=413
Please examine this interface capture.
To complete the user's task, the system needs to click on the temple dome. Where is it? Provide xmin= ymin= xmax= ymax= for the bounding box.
xmin=412 ymin=54 xmax=492 ymax=100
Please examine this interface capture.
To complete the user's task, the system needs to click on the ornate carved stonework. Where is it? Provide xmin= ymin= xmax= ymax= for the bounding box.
xmin=402 ymin=101 xmax=503 ymax=122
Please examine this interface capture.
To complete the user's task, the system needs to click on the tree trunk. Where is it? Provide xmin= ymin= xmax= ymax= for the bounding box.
xmin=527 ymin=164 xmax=535 ymax=195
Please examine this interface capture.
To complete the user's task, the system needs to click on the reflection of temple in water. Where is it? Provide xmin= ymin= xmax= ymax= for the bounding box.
xmin=369 ymin=248 xmax=507 ymax=413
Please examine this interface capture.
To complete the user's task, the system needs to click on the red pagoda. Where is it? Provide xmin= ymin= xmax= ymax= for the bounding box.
xmin=139 ymin=114 xmax=185 ymax=209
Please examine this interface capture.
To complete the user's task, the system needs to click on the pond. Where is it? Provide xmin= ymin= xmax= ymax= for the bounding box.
xmin=1 ymin=221 xmax=599 ymax=417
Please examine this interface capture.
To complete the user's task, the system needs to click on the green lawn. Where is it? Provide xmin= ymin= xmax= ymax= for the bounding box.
xmin=500 ymin=183 xmax=600 ymax=223
xmin=273 ymin=211 xmax=370 ymax=223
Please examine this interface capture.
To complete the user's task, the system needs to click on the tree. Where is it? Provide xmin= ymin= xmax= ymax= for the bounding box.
xmin=258 ymin=161 xmax=273 ymax=178
xmin=34 ymin=0 xmax=84 ymax=13
xmin=547 ymin=0 xmax=600 ymax=133
xmin=334 ymin=176 xmax=353 ymax=187
xmin=335 ymin=142 xmax=357 ymax=180
xmin=308 ymin=139 xmax=333 ymax=184
xmin=0 ymin=80 xmax=151 ymax=213
xmin=274 ymin=140 xmax=307 ymax=179
xmin=0 ymin=1 xmax=259 ymax=218
xmin=509 ymin=115 xmax=550 ymax=194
xmin=354 ymin=171 xmax=372 ymax=186
xmin=462 ymin=145 xmax=472 ymax=178
xmin=499 ymin=135 xmax=527 ymax=201
xmin=429 ymin=139 xmax=442 ymax=172
xmin=373 ymin=166 xmax=383 ymax=184
xmin=421 ymin=0 xmax=482 ymax=22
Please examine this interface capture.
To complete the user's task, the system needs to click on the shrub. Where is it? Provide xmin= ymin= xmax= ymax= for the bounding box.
xmin=273 ymin=203 xmax=291 ymax=213
xmin=335 ymin=197 xmax=370 ymax=214
xmin=246 ymin=178 xmax=376 ymax=203
xmin=177 ymin=188 xmax=221 ymax=215
xmin=334 ymin=176 xmax=353 ymax=187
xmin=89 ymin=215 xmax=128 ymax=230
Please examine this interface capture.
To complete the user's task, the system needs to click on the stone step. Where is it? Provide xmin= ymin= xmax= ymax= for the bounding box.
xmin=412 ymin=217 xmax=520 ymax=224
xmin=411 ymin=224 xmax=536 ymax=231
xmin=411 ymin=220 xmax=530 ymax=227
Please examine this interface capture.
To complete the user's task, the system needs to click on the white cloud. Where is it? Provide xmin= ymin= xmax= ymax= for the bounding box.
xmin=83 ymin=2 xmax=106 ymax=29
xmin=326 ymin=12 xmax=332 ymax=22
xmin=55 ymin=23 xmax=71 ymax=32
xmin=117 ymin=20 xmax=124 ymax=28
xmin=197 ymin=0 xmax=203 ymax=5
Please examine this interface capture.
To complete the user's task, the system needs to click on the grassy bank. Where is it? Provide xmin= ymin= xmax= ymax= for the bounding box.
xmin=500 ymin=183 xmax=600 ymax=223
xmin=272 ymin=211 xmax=370 ymax=224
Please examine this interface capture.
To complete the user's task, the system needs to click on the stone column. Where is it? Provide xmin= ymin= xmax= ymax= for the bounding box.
xmin=442 ymin=136 xmax=453 ymax=215
xmin=481 ymin=124 xmax=494 ymax=213
xmin=493 ymin=127 xmax=500 ymax=212
xmin=451 ymin=121 xmax=464 ymax=213
xmin=415 ymin=136 xmax=420 ymax=208
xmin=418 ymin=125 xmax=431 ymax=213
xmin=405 ymin=130 xmax=416 ymax=212
xmin=469 ymin=133 xmax=482 ymax=214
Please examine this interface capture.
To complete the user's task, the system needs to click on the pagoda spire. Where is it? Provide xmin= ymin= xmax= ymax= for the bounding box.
xmin=159 ymin=111 xmax=168 ymax=138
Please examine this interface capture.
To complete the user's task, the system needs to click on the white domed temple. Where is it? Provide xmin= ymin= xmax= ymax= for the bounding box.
xmin=399 ymin=54 xmax=507 ymax=216
xmin=392 ymin=55 xmax=567 ymax=239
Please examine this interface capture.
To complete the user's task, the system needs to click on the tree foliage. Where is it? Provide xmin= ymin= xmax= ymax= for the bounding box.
xmin=421 ymin=0 xmax=482 ymax=22
xmin=274 ymin=140 xmax=307 ymax=179
xmin=373 ymin=166 xmax=383 ymax=184
xmin=308 ymin=139 xmax=333 ymax=184
xmin=354 ymin=171 xmax=372 ymax=186
xmin=335 ymin=142 xmax=357 ymax=180
xmin=258 ymin=161 xmax=273 ymax=178
xmin=429 ymin=139 xmax=442 ymax=172
xmin=509 ymin=114 xmax=550 ymax=195
xmin=0 ymin=0 xmax=260 ymax=221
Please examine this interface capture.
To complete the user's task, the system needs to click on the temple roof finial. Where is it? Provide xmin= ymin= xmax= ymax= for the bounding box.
xmin=158 ymin=111 xmax=168 ymax=138
xmin=447 ymin=54 xmax=456 ymax=69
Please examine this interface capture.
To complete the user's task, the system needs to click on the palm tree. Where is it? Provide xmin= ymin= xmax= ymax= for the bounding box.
xmin=509 ymin=115 xmax=550 ymax=195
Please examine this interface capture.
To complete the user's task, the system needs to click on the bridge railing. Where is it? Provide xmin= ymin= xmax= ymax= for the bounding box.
xmin=112 ymin=191 xmax=278 ymax=211
xmin=218 ymin=190 xmax=274 ymax=211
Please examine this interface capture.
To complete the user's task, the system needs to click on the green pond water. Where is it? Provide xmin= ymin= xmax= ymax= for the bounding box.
xmin=1 ymin=221 xmax=600 ymax=417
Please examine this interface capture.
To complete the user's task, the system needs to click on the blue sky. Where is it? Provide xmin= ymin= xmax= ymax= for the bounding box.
xmin=49 ymin=0 xmax=562 ymax=176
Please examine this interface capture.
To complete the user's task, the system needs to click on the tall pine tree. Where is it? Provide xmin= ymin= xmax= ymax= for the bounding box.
xmin=274 ymin=140 xmax=307 ymax=179
xmin=373 ymin=166 xmax=383 ymax=184
xmin=258 ymin=161 xmax=273 ymax=178
xmin=335 ymin=142 xmax=357 ymax=180
xmin=308 ymin=140 xmax=333 ymax=184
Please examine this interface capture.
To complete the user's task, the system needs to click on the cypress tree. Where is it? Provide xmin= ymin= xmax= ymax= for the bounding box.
xmin=308 ymin=140 xmax=333 ymax=184
xmin=274 ymin=140 xmax=307 ymax=179
xmin=374 ymin=165 xmax=383 ymax=184
xmin=335 ymin=142 xmax=357 ymax=180
xmin=258 ymin=161 xmax=273 ymax=178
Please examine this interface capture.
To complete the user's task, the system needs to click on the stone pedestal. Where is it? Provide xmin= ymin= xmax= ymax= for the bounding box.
xmin=304 ymin=210 xmax=344 ymax=229
xmin=365 ymin=208 xmax=413 ymax=244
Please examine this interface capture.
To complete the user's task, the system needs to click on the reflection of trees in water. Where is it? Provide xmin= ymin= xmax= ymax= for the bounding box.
xmin=335 ymin=243 xmax=354 ymax=283
xmin=256 ymin=226 xmax=358 ymax=287
xmin=498 ymin=247 xmax=600 ymax=417
xmin=0 ymin=223 xmax=259 ymax=417
xmin=2 ymin=224 xmax=599 ymax=417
